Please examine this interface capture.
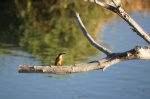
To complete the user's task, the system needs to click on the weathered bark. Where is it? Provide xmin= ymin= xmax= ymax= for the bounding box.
xmin=94 ymin=0 xmax=150 ymax=44
xmin=74 ymin=13 xmax=112 ymax=56
xmin=18 ymin=46 xmax=150 ymax=74
xmin=18 ymin=0 xmax=150 ymax=74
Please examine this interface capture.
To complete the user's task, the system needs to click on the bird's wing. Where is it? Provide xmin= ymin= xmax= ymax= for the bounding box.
xmin=55 ymin=57 xmax=58 ymax=65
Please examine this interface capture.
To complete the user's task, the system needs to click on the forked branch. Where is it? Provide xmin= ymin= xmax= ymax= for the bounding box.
xmin=18 ymin=0 xmax=150 ymax=74
xmin=94 ymin=0 xmax=150 ymax=44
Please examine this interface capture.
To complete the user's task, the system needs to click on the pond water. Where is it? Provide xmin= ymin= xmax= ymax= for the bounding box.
xmin=0 ymin=12 xmax=150 ymax=99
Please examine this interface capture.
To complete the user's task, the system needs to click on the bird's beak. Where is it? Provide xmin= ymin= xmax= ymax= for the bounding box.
xmin=62 ymin=53 xmax=66 ymax=54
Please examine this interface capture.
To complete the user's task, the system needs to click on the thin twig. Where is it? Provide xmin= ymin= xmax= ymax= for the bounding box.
xmin=74 ymin=13 xmax=112 ymax=56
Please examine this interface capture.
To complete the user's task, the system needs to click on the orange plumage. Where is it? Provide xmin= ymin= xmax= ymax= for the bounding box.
xmin=55 ymin=53 xmax=66 ymax=66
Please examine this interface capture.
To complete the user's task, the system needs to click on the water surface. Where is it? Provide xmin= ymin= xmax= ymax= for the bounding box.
xmin=0 ymin=12 xmax=150 ymax=99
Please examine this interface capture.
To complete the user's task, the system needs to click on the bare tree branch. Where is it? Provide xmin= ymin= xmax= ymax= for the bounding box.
xmin=18 ymin=1 xmax=150 ymax=74
xmin=18 ymin=46 xmax=150 ymax=74
xmin=74 ymin=13 xmax=112 ymax=56
xmin=94 ymin=0 xmax=150 ymax=44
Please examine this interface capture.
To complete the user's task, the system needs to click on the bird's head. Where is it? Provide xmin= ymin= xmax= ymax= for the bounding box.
xmin=58 ymin=53 xmax=66 ymax=56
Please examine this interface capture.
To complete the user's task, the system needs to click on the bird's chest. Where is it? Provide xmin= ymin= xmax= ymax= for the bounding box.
xmin=57 ymin=56 xmax=62 ymax=64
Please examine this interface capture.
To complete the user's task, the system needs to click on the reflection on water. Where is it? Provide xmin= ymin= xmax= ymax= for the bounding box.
xmin=0 ymin=12 xmax=150 ymax=99
xmin=0 ymin=49 xmax=35 ymax=59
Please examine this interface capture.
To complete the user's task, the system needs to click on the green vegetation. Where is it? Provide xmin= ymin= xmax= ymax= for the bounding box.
xmin=0 ymin=0 xmax=150 ymax=65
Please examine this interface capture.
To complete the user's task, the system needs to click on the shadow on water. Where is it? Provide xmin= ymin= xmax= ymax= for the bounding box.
xmin=46 ymin=73 xmax=77 ymax=80
xmin=46 ymin=75 xmax=69 ymax=80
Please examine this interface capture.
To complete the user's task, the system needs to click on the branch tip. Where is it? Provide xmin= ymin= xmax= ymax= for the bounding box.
xmin=102 ymin=67 xmax=107 ymax=71
xmin=94 ymin=0 xmax=97 ymax=4
xmin=111 ymin=0 xmax=121 ymax=8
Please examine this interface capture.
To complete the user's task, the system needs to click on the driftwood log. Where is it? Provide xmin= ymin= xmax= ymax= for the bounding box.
xmin=18 ymin=0 xmax=150 ymax=74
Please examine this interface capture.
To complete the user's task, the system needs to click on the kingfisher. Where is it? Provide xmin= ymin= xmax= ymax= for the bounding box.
xmin=55 ymin=53 xmax=66 ymax=66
